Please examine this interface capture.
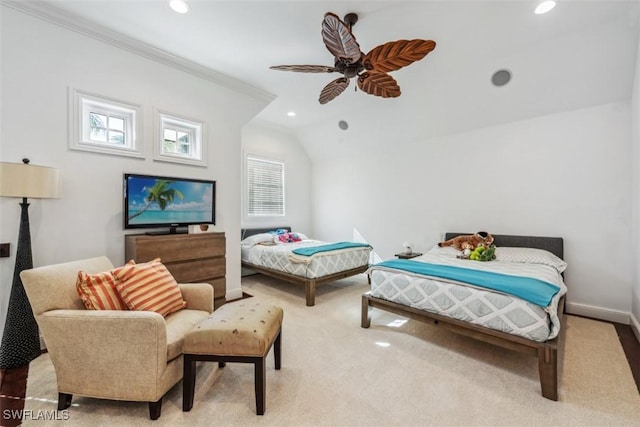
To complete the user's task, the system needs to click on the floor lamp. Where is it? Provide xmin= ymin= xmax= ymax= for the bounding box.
xmin=0 ymin=159 xmax=59 ymax=427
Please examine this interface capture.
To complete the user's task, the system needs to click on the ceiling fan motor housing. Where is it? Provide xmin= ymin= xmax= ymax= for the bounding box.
xmin=334 ymin=58 xmax=365 ymax=78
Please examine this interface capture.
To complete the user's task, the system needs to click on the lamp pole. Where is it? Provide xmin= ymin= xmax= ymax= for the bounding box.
xmin=0 ymin=159 xmax=59 ymax=426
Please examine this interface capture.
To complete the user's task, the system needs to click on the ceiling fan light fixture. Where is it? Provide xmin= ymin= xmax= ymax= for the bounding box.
xmin=535 ymin=1 xmax=556 ymax=15
xmin=169 ymin=0 xmax=190 ymax=14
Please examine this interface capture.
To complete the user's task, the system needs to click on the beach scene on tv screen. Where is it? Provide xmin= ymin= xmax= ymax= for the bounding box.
xmin=127 ymin=177 xmax=213 ymax=225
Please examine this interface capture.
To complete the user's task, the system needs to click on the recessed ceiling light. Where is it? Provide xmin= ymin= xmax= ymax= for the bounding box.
xmin=169 ymin=0 xmax=190 ymax=14
xmin=535 ymin=1 xmax=556 ymax=15
xmin=287 ymin=111 xmax=296 ymax=117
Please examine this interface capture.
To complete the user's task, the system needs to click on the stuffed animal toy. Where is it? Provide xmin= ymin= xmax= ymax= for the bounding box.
xmin=438 ymin=231 xmax=494 ymax=251
xmin=470 ymin=244 xmax=496 ymax=261
xmin=458 ymin=244 xmax=496 ymax=261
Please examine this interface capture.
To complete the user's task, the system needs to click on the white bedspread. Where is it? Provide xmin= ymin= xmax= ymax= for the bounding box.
xmin=368 ymin=252 xmax=567 ymax=342
xmin=243 ymin=240 xmax=371 ymax=279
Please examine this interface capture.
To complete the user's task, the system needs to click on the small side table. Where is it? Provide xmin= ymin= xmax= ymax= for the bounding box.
xmin=394 ymin=252 xmax=423 ymax=259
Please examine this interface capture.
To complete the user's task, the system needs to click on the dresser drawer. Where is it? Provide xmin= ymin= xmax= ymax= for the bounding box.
xmin=126 ymin=233 xmax=225 ymax=263
xmin=166 ymin=258 xmax=225 ymax=283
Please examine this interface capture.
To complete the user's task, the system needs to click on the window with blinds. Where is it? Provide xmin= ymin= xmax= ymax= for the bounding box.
xmin=247 ymin=156 xmax=285 ymax=216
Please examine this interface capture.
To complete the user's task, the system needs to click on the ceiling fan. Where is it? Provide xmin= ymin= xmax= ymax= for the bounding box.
xmin=270 ymin=12 xmax=436 ymax=104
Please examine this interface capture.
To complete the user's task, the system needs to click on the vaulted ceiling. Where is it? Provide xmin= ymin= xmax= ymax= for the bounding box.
xmin=14 ymin=1 xmax=640 ymax=161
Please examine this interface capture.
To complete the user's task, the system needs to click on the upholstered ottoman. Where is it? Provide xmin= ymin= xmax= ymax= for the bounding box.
xmin=182 ymin=300 xmax=283 ymax=415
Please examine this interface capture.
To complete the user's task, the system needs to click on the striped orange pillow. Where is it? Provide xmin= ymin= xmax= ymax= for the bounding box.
xmin=113 ymin=258 xmax=186 ymax=317
xmin=76 ymin=269 xmax=128 ymax=311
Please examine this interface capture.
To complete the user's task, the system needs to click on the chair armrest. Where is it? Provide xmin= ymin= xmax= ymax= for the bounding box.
xmin=37 ymin=309 xmax=169 ymax=399
xmin=179 ymin=283 xmax=214 ymax=313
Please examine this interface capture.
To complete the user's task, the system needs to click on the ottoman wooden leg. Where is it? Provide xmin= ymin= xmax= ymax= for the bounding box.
xmin=183 ymin=355 xmax=197 ymax=412
xmin=274 ymin=329 xmax=282 ymax=370
xmin=254 ymin=357 xmax=266 ymax=415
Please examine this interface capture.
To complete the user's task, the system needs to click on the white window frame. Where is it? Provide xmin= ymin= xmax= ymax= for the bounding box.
xmin=246 ymin=155 xmax=285 ymax=217
xmin=69 ymin=88 xmax=143 ymax=158
xmin=154 ymin=109 xmax=206 ymax=167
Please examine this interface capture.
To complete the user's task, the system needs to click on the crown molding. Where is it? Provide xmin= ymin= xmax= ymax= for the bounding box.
xmin=1 ymin=0 xmax=275 ymax=104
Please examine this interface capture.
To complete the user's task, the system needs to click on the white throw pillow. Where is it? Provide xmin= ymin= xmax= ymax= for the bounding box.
xmin=241 ymin=233 xmax=276 ymax=247
xmin=495 ymin=247 xmax=567 ymax=273
xmin=426 ymin=245 xmax=461 ymax=258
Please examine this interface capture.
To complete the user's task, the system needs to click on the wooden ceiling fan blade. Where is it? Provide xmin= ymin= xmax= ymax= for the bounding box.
xmin=319 ymin=77 xmax=350 ymax=104
xmin=357 ymin=72 xmax=401 ymax=98
xmin=363 ymin=39 xmax=436 ymax=73
xmin=270 ymin=65 xmax=337 ymax=73
xmin=322 ymin=12 xmax=362 ymax=64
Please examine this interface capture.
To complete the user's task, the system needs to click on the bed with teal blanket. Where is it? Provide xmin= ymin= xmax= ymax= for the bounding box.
xmin=241 ymin=227 xmax=372 ymax=306
xmin=362 ymin=233 xmax=567 ymax=401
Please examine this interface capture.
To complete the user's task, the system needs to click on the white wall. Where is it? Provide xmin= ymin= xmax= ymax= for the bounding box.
xmin=631 ymin=12 xmax=640 ymax=339
xmin=0 ymin=6 xmax=271 ymax=331
xmin=312 ymin=102 xmax=633 ymax=323
xmin=241 ymin=122 xmax=312 ymax=233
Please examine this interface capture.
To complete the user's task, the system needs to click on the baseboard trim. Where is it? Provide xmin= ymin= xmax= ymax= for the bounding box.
xmin=565 ymin=302 xmax=630 ymax=324
xmin=631 ymin=312 xmax=640 ymax=343
xmin=225 ymin=288 xmax=244 ymax=302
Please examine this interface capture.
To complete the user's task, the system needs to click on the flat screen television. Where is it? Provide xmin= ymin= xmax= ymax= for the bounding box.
xmin=123 ymin=173 xmax=215 ymax=234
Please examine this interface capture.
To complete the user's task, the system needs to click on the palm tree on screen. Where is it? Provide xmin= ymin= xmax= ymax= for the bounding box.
xmin=128 ymin=180 xmax=184 ymax=221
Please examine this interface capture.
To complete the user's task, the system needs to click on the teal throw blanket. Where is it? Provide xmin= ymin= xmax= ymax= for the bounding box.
xmin=292 ymin=242 xmax=371 ymax=257
xmin=374 ymin=259 xmax=560 ymax=307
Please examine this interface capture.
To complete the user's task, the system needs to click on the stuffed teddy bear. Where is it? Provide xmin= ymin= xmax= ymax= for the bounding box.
xmin=438 ymin=231 xmax=494 ymax=251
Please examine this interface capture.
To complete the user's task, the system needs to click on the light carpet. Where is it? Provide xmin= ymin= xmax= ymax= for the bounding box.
xmin=23 ymin=274 xmax=640 ymax=426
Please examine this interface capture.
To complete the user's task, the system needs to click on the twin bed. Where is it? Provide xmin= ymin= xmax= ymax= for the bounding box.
xmin=241 ymin=227 xmax=371 ymax=306
xmin=363 ymin=233 xmax=567 ymax=400
xmin=241 ymin=228 xmax=567 ymax=400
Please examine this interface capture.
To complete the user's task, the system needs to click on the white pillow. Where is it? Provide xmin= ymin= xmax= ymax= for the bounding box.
xmin=426 ymin=245 xmax=461 ymax=258
xmin=241 ymin=233 xmax=276 ymax=247
xmin=427 ymin=245 xmax=567 ymax=273
xmin=495 ymin=247 xmax=567 ymax=273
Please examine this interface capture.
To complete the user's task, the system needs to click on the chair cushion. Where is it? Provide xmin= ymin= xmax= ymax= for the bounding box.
xmin=164 ymin=308 xmax=211 ymax=361
xmin=113 ymin=258 xmax=186 ymax=317
xmin=76 ymin=266 xmax=129 ymax=311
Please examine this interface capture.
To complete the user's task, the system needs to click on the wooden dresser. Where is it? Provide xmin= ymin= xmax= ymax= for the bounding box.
xmin=124 ymin=232 xmax=226 ymax=303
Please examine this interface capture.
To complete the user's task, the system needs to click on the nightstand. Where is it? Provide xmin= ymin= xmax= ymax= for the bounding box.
xmin=394 ymin=252 xmax=423 ymax=259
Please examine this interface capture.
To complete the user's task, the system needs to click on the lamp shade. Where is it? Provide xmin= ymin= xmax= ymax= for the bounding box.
xmin=0 ymin=161 xmax=60 ymax=199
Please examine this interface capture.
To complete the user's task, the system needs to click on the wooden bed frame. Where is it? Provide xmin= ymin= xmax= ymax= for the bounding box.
xmin=241 ymin=227 xmax=370 ymax=306
xmin=361 ymin=233 xmax=566 ymax=401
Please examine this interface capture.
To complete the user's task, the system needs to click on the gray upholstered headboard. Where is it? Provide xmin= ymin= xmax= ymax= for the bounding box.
xmin=241 ymin=226 xmax=291 ymax=240
xmin=444 ymin=233 xmax=564 ymax=260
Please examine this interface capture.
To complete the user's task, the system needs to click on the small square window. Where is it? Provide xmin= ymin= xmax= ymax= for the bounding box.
xmin=154 ymin=110 xmax=206 ymax=167
xmin=69 ymin=88 xmax=143 ymax=158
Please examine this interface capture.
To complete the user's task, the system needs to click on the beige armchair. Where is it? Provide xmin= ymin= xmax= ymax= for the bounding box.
xmin=21 ymin=256 xmax=214 ymax=420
